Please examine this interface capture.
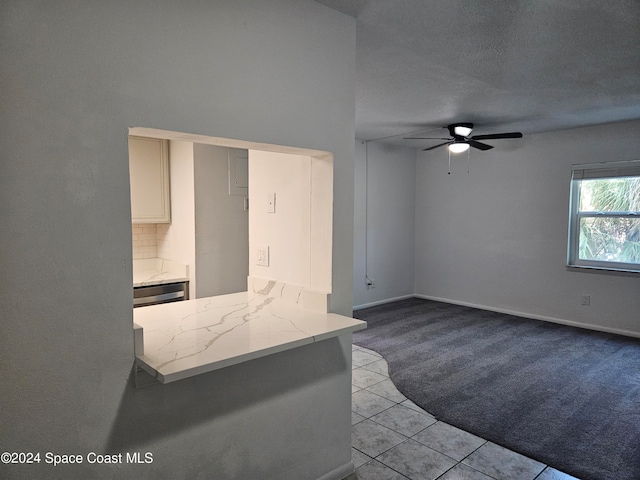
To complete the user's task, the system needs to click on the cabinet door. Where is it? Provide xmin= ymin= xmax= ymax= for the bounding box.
xmin=129 ymin=136 xmax=170 ymax=223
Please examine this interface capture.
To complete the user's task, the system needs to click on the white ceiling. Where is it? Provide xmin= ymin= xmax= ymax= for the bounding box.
xmin=315 ymin=0 xmax=640 ymax=147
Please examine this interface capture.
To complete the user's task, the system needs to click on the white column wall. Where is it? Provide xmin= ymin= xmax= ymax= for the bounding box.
xmin=353 ymin=140 xmax=417 ymax=309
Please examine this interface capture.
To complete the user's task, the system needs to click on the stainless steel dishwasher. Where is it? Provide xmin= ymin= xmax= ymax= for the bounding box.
xmin=133 ymin=281 xmax=189 ymax=308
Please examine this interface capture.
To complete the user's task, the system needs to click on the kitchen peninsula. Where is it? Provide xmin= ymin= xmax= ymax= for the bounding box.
xmin=134 ymin=280 xmax=366 ymax=383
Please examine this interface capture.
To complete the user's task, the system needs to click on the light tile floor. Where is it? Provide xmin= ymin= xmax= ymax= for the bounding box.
xmin=348 ymin=344 xmax=582 ymax=480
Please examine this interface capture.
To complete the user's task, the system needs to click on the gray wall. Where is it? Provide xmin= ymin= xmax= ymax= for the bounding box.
xmin=414 ymin=120 xmax=640 ymax=336
xmin=194 ymin=145 xmax=249 ymax=297
xmin=0 ymin=1 xmax=355 ymax=479
xmin=353 ymin=141 xmax=416 ymax=308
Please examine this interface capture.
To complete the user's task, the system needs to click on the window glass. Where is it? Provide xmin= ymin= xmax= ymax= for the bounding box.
xmin=579 ymin=177 xmax=640 ymax=212
xmin=569 ymin=165 xmax=640 ymax=272
xmin=579 ymin=216 xmax=640 ymax=263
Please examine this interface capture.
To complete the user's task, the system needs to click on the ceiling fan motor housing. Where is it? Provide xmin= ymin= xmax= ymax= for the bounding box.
xmin=448 ymin=123 xmax=473 ymax=138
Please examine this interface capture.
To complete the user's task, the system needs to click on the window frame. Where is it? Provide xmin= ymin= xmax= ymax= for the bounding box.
xmin=567 ymin=160 xmax=640 ymax=273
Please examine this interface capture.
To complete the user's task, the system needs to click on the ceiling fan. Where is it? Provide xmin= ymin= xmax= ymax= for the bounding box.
xmin=406 ymin=123 xmax=523 ymax=152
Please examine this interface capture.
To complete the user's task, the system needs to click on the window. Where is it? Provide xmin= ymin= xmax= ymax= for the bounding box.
xmin=568 ymin=161 xmax=640 ymax=272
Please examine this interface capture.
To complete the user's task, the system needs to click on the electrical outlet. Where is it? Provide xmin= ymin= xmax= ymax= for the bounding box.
xmin=366 ymin=277 xmax=375 ymax=290
xmin=581 ymin=294 xmax=591 ymax=306
xmin=257 ymin=246 xmax=269 ymax=266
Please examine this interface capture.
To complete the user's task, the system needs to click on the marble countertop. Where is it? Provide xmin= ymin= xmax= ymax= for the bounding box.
xmin=133 ymin=291 xmax=366 ymax=383
xmin=133 ymin=258 xmax=189 ymax=287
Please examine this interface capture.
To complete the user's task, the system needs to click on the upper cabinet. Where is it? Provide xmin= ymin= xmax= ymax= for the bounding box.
xmin=129 ymin=136 xmax=170 ymax=223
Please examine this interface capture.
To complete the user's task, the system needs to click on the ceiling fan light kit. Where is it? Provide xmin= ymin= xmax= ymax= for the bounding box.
xmin=405 ymin=122 xmax=523 ymax=153
xmin=448 ymin=142 xmax=470 ymax=153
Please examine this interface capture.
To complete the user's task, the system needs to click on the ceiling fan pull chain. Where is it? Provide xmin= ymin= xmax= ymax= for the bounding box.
xmin=467 ymin=148 xmax=470 ymax=173
xmin=448 ymin=150 xmax=451 ymax=175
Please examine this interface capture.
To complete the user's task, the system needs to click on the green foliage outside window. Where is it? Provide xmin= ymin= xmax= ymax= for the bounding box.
xmin=578 ymin=177 xmax=640 ymax=264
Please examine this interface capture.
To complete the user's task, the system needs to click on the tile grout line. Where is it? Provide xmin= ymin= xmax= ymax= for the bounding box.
xmin=351 ymin=344 xmax=577 ymax=480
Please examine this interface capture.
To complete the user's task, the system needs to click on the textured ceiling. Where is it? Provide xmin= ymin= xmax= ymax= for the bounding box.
xmin=315 ymin=0 xmax=640 ymax=146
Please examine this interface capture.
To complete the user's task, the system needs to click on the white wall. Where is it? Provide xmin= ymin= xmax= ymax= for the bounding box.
xmin=168 ymin=140 xmax=197 ymax=299
xmin=353 ymin=141 xmax=417 ymax=308
xmin=194 ymin=144 xmax=248 ymax=297
xmin=249 ymin=150 xmax=312 ymax=287
xmin=414 ymin=120 xmax=640 ymax=336
xmin=249 ymin=149 xmax=334 ymax=296
xmin=0 ymin=1 xmax=355 ymax=479
xmin=248 ymin=149 xmax=334 ymax=294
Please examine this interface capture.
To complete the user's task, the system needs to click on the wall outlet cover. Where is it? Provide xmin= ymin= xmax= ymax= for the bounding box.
xmin=267 ymin=193 xmax=276 ymax=213
xmin=257 ymin=246 xmax=270 ymax=266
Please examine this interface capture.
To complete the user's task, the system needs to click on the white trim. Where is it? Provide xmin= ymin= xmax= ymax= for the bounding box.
xmin=413 ymin=294 xmax=640 ymax=340
xmin=353 ymin=294 xmax=415 ymax=311
xmin=315 ymin=461 xmax=354 ymax=480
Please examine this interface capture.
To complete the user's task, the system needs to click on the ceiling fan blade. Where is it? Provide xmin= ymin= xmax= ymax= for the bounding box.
xmin=422 ymin=141 xmax=452 ymax=151
xmin=470 ymin=132 xmax=523 ymax=140
xmin=404 ymin=137 xmax=450 ymax=140
xmin=467 ymin=140 xmax=493 ymax=151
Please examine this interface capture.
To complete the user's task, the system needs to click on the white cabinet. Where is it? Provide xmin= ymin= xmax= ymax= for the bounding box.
xmin=129 ymin=136 xmax=170 ymax=223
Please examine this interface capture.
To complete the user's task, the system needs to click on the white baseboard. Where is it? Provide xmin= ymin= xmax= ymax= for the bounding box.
xmin=414 ymin=294 xmax=640 ymax=339
xmin=315 ymin=461 xmax=354 ymax=480
xmin=353 ymin=294 xmax=415 ymax=311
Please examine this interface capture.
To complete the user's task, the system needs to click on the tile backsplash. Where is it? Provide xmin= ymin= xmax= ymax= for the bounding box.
xmin=156 ymin=223 xmax=171 ymax=259
xmin=132 ymin=224 xmax=171 ymax=260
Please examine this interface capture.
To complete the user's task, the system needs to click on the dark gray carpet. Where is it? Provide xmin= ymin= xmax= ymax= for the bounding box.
xmin=353 ymin=297 xmax=640 ymax=480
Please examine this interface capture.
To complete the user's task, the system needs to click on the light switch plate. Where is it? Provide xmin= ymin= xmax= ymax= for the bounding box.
xmin=267 ymin=193 xmax=276 ymax=213
xmin=257 ymin=246 xmax=270 ymax=266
